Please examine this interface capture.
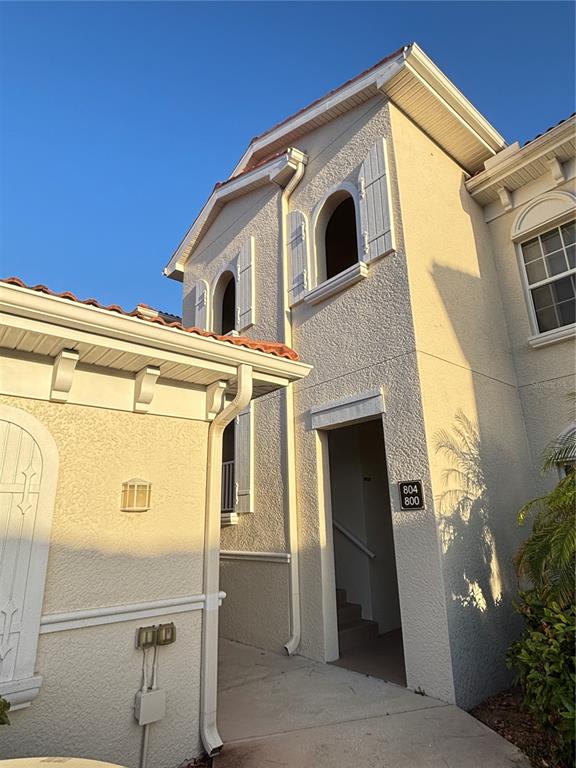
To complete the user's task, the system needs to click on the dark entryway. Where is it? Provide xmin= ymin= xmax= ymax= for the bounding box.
xmin=326 ymin=419 xmax=406 ymax=686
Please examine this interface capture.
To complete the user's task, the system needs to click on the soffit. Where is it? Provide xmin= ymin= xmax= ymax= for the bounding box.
xmin=466 ymin=116 xmax=576 ymax=206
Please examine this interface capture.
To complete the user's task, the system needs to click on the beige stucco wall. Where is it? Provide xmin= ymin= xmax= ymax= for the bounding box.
xmin=0 ymin=392 xmax=208 ymax=766
xmin=182 ymin=91 xmax=569 ymax=708
xmin=483 ymin=177 xmax=576 ymax=490
xmin=390 ymin=103 xmax=536 ymax=707
xmin=184 ymin=96 xmax=457 ymax=702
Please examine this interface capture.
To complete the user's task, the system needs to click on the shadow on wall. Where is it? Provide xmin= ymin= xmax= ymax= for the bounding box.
xmin=434 ymin=411 xmax=522 ymax=707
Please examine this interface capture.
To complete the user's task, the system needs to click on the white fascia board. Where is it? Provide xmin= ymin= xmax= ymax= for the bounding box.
xmin=231 ymin=43 xmax=504 ymax=177
xmin=467 ymin=116 xmax=576 ymax=197
xmin=231 ymin=52 xmax=407 ymax=176
xmin=164 ymin=149 xmax=307 ymax=280
xmin=400 ymin=44 xmax=506 ymax=152
xmin=0 ymin=282 xmax=312 ymax=384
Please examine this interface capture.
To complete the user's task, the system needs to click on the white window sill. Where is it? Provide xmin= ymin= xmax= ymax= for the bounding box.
xmin=528 ymin=323 xmax=575 ymax=348
xmin=303 ymin=261 xmax=369 ymax=306
xmin=0 ymin=675 xmax=42 ymax=711
xmin=220 ymin=512 xmax=239 ymax=526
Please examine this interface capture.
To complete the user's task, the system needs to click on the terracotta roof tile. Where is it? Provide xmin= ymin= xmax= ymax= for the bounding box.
xmin=1 ymin=277 xmax=299 ymax=361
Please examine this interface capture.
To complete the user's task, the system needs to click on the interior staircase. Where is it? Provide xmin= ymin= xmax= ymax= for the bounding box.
xmin=336 ymin=587 xmax=378 ymax=653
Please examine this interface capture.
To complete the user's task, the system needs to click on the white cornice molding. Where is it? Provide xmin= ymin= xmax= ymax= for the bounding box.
xmin=0 ymin=282 xmax=312 ymax=385
xmin=164 ymin=148 xmax=308 ymax=279
xmin=467 ymin=115 xmax=576 ymax=197
xmin=309 ymin=387 xmax=385 ymax=430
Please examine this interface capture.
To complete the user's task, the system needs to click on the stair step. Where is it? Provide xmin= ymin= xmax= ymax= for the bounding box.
xmin=337 ymin=602 xmax=362 ymax=626
xmin=338 ymin=619 xmax=378 ymax=653
xmin=336 ymin=588 xmax=347 ymax=608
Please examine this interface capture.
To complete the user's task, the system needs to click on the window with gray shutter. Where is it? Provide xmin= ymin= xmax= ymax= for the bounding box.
xmin=358 ymin=138 xmax=394 ymax=262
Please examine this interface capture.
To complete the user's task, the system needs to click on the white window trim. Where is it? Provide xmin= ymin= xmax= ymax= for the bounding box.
xmin=511 ymin=191 xmax=576 ymax=242
xmin=528 ymin=323 xmax=576 ymax=348
xmin=211 ymin=264 xmax=238 ymax=334
xmin=303 ymin=261 xmax=368 ymax=306
xmin=310 ymin=181 xmax=364 ymax=286
xmin=514 ymin=213 xmax=575 ymax=341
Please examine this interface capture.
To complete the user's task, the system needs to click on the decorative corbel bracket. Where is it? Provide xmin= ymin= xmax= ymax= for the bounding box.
xmin=134 ymin=366 xmax=161 ymax=413
xmin=50 ymin=349 xmax=79 ymax=402
xmin=497 ymin=186 xmax=514 ymax=211
xmin=206 ymin=380 xmax=227 ymax=421
xmin=548 ymin=157 xmax=565 ymax=185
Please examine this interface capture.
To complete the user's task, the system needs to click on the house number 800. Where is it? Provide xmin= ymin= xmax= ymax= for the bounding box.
xmin=398 ymin=481 xmax=425 ymax=510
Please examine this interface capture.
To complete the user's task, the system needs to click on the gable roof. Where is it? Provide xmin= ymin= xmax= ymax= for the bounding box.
xmin=165 ymin=43 xmax=506 ymax=279
xmin=1 ymin=277 xmax=299 ymax=361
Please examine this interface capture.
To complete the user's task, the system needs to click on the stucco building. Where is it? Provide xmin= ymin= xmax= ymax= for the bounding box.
xmin=164 ymin=42 xmax=576 ymax=721
xmin=0 ymin=277 xmax=309 ymax=765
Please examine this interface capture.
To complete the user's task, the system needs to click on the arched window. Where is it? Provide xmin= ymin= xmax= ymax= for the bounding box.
xmin=213 ymin=271 xmax=236 ymax=335
xmin=315 ymin=191 xmax=359 ymax=283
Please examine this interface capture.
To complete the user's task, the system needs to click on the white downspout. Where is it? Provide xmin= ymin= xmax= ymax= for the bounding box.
xmin=200 ymin=363 xmax=253 ymax=756
xmin=279 ymin=150 xmax=307 ymax=655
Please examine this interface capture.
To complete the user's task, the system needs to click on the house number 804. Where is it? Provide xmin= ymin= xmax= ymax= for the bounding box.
xmin=398 ymin=481 xmax=425 ymax=510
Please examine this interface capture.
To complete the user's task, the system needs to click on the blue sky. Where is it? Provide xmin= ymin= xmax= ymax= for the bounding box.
xmin=1 ymin=1 xmax=574 ymax=316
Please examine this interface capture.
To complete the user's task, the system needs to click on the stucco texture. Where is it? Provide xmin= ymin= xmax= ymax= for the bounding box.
xmin=219 ymin=560 xmax=290 ymax=650
xmin=184 ymin=97 xmax=457 ymax=702
xmin=484 ymin=181 xmax=575 ymax=489
xmin=182 ymin=89 xmax=569 ymax=710
xmin=389 ymin=104 xmax=537 ymax=707
xmin=0 ymin=395 xmax=208 ymax=610
xmin=1 ymin=612 xmax=202 ymax=767
xmin=0 ymin=395 xmax=208 ymax=765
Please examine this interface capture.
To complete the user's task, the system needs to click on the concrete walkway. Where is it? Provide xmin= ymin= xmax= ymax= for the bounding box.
xmin=216 ymin=639 xmax=530 ymax=768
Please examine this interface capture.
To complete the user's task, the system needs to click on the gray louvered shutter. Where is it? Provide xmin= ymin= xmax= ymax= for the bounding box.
xmin=358 ymin=138 xmax=394 ymax=262
xmin=236 ymin=236 xmax=255 ymax=331
xmin=287 ymin=210 xmax=309 ymax=305
xmin=194 ymin=279 xmax=209 ymax=330
xmin=234 ymin=404 xmax=253 ymax=514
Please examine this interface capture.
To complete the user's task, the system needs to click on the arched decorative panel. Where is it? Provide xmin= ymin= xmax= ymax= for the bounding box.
xmin=0 ymin=405 xmax=58 ymax=709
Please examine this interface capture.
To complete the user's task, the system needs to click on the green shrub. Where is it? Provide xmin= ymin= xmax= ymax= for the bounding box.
xmin=0 ymin=696 xmax=10 ymax=725
xmin=508 ymin=590 xmax=575 ymax=767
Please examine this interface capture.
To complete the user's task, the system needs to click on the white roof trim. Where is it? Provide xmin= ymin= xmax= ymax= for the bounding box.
xmin=164 ymin=148 xmax=307 ymax=280
xmin=165 ymin=43 xmax=506 ymax=280
xmin=467 ymin=115 xmax=576 ymax=197
xmin=232 ymin=43 xmax=505 ymax=177
xmin=0 ymin=281 xmax=312 ymax=383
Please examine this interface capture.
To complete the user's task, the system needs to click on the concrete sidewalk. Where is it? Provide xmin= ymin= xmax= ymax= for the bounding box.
xmin=216 ymin=639 xmax=530 ymax=768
